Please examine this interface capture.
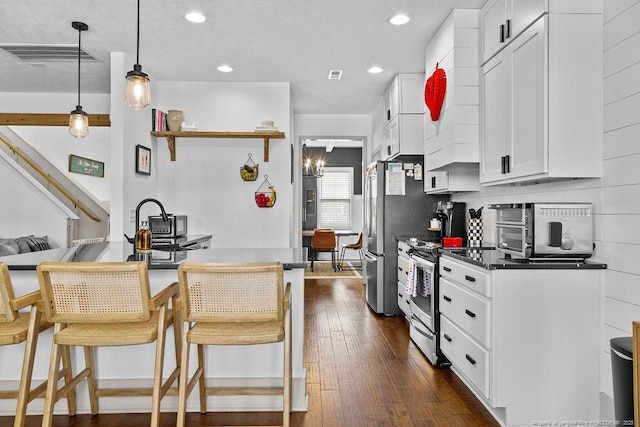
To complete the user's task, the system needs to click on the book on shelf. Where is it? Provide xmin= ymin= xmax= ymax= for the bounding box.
xmin=153 ymin=110 xmax=167 ymax=131
xmin=255 ymin=127 xmax=279 ymax=132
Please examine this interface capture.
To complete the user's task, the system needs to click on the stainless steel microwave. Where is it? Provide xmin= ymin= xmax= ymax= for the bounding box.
xmin=489 ymin=203 xmax=593 ymax=259
xmin=148 ymin=214 xmax=187 ymax=237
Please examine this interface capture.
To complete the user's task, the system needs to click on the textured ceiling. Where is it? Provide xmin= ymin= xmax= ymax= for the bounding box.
xmin=0 ymin=0 xmax=485 ymax=114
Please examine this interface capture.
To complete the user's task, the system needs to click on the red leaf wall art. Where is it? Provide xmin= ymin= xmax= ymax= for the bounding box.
xmin=424 ymin=65 xmax=446 ymax=121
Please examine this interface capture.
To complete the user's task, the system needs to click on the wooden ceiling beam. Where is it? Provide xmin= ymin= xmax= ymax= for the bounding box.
xmin=0 ymin=113 xmax=111 ymax=127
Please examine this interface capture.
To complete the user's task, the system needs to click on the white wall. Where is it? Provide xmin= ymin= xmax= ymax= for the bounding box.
xmin=0 ymin=92 xmax=111 ymax=202
xmin=154 ymin=81 xmax=293 ymax=248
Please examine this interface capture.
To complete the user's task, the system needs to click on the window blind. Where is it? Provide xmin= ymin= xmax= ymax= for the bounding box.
xmin=318 ymin=168 xmax=352 ymax=230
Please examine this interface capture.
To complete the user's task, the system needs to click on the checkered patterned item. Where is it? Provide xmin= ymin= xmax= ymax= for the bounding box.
xmin=468 ymin=218 xmax=483 ymax=247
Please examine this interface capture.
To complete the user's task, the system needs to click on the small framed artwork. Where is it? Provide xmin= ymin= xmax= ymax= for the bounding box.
xmin=136 ymin=144 xmax=151 ymax=175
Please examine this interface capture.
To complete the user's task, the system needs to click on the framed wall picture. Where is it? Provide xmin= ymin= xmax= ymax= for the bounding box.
xmin=68 ymin=154 xmax=104 ymax=177
xmin=136 ymin=144 xmax=151 ymax=175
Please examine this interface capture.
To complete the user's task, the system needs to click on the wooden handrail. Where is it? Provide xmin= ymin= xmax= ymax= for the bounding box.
xmin=0 ymin=134 xmax=101 ymax=222
xmin=0 ymin=113 xmax=110 ymax=127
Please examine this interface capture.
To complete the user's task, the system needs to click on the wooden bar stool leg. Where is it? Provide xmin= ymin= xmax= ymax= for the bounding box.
xmin=197 ymin=343 xmax=206 ymax=413
xmin=83 ymin=346 xmax=98 ymax=414
xmin=14 ymin=306 xmax=41 ymax=427
xmin=283 ymin=308 xmax=292 ymax=427
xmin=42 ymin=325 xmax=63 ymax=427
xmin=150 ymin=306 xmax=169 ymax=427
xmin=176 ymin=327 xmax=191 ymax=427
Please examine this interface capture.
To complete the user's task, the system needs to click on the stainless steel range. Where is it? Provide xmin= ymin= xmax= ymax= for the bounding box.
xmin=406 ymin=240 xmax=450 ymax=368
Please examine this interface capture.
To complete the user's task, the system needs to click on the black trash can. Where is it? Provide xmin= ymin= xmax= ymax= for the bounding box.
xmin=611 ymin=337 xmax=634 ymax=426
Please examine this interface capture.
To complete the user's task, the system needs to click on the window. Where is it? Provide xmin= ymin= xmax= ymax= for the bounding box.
xmin=318 ymin=167 xmax=353 ymax=230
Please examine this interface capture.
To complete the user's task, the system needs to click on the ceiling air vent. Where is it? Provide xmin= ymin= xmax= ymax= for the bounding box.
xmin=327 ymin=70 xmax=343 ymax=80
xmin=0 ymin=44 xmax=100 ymax=62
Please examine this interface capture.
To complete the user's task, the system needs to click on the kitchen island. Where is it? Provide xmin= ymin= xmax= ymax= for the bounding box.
xmin=0 ymin=241 xmax=308 ymax=416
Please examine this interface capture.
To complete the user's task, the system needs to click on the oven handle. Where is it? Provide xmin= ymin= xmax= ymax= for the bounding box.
xmin=410 ymin=314 xmax=434 ymax=339
xmin=409 ymin=253 xmax=435 ymax=271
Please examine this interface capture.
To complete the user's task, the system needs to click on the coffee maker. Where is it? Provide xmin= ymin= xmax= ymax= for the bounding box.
xmin=435 ymin=201 xmax=467 ymax=245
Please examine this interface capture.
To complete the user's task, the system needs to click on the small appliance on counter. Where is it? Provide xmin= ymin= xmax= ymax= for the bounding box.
xmin=489 ymin=202 xmax=594 ymax=259
xmin=148 ymin=214 xmax=187 ymax=238
xmin=433 ymin=201 xmax=467 ymax=246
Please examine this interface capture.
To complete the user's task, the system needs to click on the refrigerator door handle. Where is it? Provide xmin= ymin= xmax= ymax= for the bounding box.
xmin=363 ymin=251 xmax=378 ymax=262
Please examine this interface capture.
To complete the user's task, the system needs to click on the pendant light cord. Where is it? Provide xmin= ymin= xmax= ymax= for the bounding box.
xmin=136 ymin=0 xmax=140 ymax=64
xmin=77 ymin=26 xmax=82 ymax=106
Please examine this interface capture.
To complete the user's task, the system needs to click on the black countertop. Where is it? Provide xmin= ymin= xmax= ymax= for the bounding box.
xmin=439 ymin=247 xmax=607 ymax=270
xmin=0 ymin=238 xmax=308 ymax=271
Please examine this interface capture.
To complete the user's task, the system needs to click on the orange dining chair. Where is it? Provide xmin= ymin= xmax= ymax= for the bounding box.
xmin=311 ymin=229 xmax=337 ymax=271
xmin=339 ymin=232 xmax=364 ymax=270
xmin=36 ymin=261 xmax=181 ymax=427
xmin=0 ymin=262 xmax=74 ymax=427
xmin=175 ymin=262 xmax=291 ymax=427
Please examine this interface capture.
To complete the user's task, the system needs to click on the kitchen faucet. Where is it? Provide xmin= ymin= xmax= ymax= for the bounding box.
xmin=135 ymin=198 xmax=169 ymax=237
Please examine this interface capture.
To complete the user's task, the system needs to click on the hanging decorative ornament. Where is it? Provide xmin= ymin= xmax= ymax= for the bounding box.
xmin=424 ymin=63 xmax=446 ymax=121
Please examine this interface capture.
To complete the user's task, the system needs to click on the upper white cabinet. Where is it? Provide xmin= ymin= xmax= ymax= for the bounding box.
xmin=381 ymin=74 xmax=424 ymax=160
xmin=480 ymin=0 xmax=545 ymax=65
xmin=480 ymin=0 xmax=601 ymax=65
xmin=480 ymin=11 xmax=603 ymax=186
xmin=423 ymin=9 xmax=481 ymax=194
xmin=382 ymin=74 xmax=424 ymax=125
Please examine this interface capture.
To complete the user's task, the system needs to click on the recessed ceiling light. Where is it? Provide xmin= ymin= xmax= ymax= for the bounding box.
xmin=185 ymin=12 xmax=206 ymax=23
xmin=367 ymin=66 xmax=383 ymax=74
xmin=217 ymin=65 xmax=233 ymax=73
xmin=389 ymin=14 xmax=410 ymax=25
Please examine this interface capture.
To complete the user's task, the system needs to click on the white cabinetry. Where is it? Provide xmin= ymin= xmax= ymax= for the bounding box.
xmin=480 ymin=11 xmax=602 ymax=185
xmin=438 ymin=254 xmax=601 ymax=426
xmin=396 ymin=241 xmax=411 ymax=317
xmin=381 ymin=74 xmax=424 ymax=160
xmin=423 ymin=9 xmax=481 ymax=194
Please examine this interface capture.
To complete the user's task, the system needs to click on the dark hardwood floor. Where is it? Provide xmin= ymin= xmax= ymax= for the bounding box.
xmin=9 ymin=276 xmax=498 ymax=426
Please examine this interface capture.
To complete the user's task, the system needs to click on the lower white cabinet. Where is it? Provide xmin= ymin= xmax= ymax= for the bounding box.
xmin=439 ymin=254 xmax=601 ymax=426
xmin=397 ymin=241 xmax=411 ymax=317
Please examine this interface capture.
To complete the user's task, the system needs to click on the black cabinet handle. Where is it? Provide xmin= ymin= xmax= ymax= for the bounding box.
xmin=443 ymin=266 xmax=452 ymax=272
xmin=465 ymin=354 xmax=477 ymax=365
xmin=506 ymin=19 xmax=512 ymax=38
xmin=505 ymin=154 xmax=510 ymax=173
xmin=465 ymin=309 xmax=476 ymax=318
xmin=387 ymin=146 xmax=392 ymax=156
xmin=443 ymin=295 xmax=452 ymax=302
xmin=501 ymin=156 xmax=505 ymax=174
xmin=500 ymin=24 xmax=505 ymax=43
xmin=399 ymin=267 xmax=404 ymax=272
xmin=431 ymin=176 xmax=436 ymax=188
xmin=443 ymin=333 xmax=452 ymax=342
xmin=465 ymin=275 xmax=476 ymax=282
xmin=387 ymin=110 xmax=391 ymax=121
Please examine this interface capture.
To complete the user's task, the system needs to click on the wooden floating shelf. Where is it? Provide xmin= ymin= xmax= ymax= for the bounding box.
xmin=150 ymin=130 xmax=286 ymax=162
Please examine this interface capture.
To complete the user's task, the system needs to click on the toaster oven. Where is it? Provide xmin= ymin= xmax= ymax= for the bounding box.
xmin=489 ymin=203 xmax=593 ymax=259
xmin=148 ymin=214 xmax=187 ymax=237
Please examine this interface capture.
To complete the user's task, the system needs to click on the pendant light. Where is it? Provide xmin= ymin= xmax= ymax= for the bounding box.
xmin=69 ymin=21 xmax=89 ymax=138
xmin=125 ymin=0 xmax=150 ymax=109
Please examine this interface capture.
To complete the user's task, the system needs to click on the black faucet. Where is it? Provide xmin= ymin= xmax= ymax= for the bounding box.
xmin=135 ymin=198 xmax=169 ymax=237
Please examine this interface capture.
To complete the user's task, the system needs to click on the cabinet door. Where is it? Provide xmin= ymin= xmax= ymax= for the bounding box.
xmin=508 ymin=17 xmax=546 ymax=179
xmin=480 ymin=52 xmax=509 ymax=183
xmin=383 ymin=77 xmax=399 ymax=125
xmin=382 ymin=116 xmax=400 ymax=160
xmin=480 ymin=0 xmax=507 ymax=64
xmin=510 ymin=0 xmax=545 ymax=39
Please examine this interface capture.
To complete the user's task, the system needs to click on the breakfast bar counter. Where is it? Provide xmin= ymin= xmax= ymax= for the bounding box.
xmin=0 ymin=241 xmax=308 ymax=416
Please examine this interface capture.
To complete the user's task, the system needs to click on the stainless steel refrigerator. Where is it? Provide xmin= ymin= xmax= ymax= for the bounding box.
xmin=363 ymin=156 xmax=446 ymax=315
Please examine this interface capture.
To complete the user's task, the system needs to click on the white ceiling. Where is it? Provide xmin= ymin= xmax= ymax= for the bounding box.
xmin=0 ymin=0 xmax=485 ymax=115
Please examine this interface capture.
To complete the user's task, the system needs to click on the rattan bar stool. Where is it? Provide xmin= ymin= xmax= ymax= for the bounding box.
xmin=36 ymin=261 xmax=182 ymax=427
xmin=0 ymin=262 xmax=74 ymax=427
xmin=175 ymin=262 xmax=291 ymax=427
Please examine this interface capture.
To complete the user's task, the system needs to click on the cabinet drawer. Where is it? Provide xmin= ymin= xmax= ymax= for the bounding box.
xmin=440 ymin=316 xmax=490 ymax=398
xmin=439 ymin=278 xmax=490 ymax=347
xmin=440 ymin=256 xmax=490 ymax=297
xmin=398 ymin=241 xmax=411 ymax=257
xmin=397 ymin=255 xmax=409 ymax=284
xmin=397 ymin=281 xmax=410 ymax=316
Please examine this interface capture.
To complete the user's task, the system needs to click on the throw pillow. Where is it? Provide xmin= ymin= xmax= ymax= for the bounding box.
xmin=0 ymin=238 xmax=20 ymax=255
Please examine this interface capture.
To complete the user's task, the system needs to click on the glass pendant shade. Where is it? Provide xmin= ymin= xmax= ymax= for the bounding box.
xmin=125 ymin=64 xmax=150 ymax=109
xmin=69 ymin=106 xmax=89 ymax=138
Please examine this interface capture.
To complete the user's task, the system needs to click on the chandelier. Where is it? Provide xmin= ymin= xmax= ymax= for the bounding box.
xmin=302 ymin=144 xmax=325 ymax=178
